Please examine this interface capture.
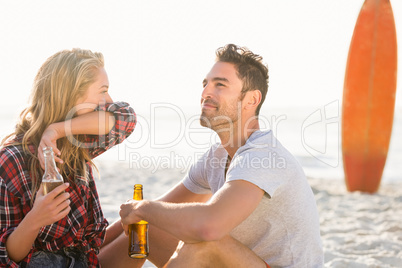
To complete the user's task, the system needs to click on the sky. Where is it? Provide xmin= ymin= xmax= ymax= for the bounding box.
xmin=0 ymin=0 xmax=401 ymax=181
xmin=1 ymin=0 xmax=401 ymax=115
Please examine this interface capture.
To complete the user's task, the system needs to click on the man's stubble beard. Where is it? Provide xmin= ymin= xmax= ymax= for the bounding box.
xmin=200 ymin=100 xmax=242 ymax=132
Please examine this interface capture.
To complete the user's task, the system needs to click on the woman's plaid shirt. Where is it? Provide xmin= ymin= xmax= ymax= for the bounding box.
xmin=0 ymin=102 xmax=136 ymax=267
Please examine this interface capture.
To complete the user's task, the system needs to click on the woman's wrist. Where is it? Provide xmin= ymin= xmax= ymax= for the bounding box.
xmin=23 ymin=209 xmax=44 ymax=233
xmin=46 ymin=121 xmax=66 ymax=140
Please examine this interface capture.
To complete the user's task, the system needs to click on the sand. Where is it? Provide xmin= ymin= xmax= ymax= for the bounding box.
xmin=309 ymin=178 xmax=402 ymax=267
xmin=95 ymin=160 xmax=402 ymax=268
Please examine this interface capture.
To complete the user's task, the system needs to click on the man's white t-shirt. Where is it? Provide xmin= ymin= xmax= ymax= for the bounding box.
xmin=182 ymin=130 xmax=324 ymax=267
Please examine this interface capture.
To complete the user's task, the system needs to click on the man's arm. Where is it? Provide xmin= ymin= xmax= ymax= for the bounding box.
xmin=103 ymin=181 xmax=211 ymax=248
xmin=156 ymin=182 xmax=212 ymax=203
xmin=120 ymin=180 xmax=264 ymax=243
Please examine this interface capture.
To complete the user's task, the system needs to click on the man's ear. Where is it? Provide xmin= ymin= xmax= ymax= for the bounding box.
xmin=244 ymin=90 xmax=262 ymax=111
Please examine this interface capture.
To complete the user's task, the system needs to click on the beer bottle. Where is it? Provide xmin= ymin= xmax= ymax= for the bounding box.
xmin=41 ymin=147 xmax=64 ymax=194
xmin=128 ymin=184 xmax=149 ymax=258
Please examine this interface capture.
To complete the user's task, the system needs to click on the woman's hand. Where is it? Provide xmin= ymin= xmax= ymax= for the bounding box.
xmin=30 ymin=183 xmax=71 ymax=228
xmin=5 ymin=183 xmax=71 ymax=263
xmin=38 ymin=124 xmax=63 ymax=169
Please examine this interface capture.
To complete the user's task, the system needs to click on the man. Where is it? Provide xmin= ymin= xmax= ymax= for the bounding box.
xmin=101 ymin=44 xmax=324 ymax=267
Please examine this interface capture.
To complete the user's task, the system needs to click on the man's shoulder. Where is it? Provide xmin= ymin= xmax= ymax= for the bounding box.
xmin=239 ymin=130 xmax=281 ymax=154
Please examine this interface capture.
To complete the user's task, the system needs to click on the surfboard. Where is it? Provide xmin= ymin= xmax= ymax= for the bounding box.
xmin=342 ymin=0 xmax=397 ymax=193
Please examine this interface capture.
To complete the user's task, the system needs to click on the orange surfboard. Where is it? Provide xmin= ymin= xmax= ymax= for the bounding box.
xmin=342 ymin=0 xmax=397 ymax=193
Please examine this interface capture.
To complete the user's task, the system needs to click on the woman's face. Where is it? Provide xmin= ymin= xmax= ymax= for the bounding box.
xmin=75 ymin=67 xmax=111 ymax=115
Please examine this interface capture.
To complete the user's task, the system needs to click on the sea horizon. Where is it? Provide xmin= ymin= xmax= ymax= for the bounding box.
xmin=1 ymin=104 xmax=401 ymax=183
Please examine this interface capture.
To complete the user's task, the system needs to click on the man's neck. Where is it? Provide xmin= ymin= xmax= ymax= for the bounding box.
xmin=218 ymin=119 xmax=260 ymax=158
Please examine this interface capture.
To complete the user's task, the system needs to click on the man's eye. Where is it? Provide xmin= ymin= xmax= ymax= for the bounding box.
xmin=217 ymin=83 xmax=225 ymax=87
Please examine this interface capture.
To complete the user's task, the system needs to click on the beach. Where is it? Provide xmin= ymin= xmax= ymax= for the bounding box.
xmin=310 ymin=177 xmax=402 ymax=267
xmin=95 ymin=160 xmax=402 ymax=268
xmin=1 ymin=1 xmax=402 ymax=266
xmin=1 ymin=104 xmax=401 ymax=267
xmin=93 ymin=105 xmax=402 ymax=267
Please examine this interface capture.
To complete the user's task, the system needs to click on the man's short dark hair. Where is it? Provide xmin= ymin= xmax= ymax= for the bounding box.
xmin=216 ymin=44 xmax=269 ymax=116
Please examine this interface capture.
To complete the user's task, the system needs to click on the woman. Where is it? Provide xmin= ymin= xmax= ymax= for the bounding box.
xmin=0 ymin=48 xmax=136 ymax=267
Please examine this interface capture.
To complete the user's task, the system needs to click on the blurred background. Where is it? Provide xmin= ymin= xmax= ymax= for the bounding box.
xmin=1 ymin=0 xmax=401 ymax=182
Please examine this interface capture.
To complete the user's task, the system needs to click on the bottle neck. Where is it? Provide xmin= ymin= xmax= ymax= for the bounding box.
xmin=43 ymin=148 xmax=58 ymax=176
xmin=133 ymin=185 xmax=143 ymax=200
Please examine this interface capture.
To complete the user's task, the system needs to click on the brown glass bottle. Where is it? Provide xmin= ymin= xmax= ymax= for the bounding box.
xmin=128 ymin=184 xmax=149 ymax=259
xmin=41 ymin=147 xmax=64 ymax=195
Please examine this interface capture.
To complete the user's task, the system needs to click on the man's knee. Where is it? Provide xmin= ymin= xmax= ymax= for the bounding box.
xmin=167 ymin=236 xmax=267 ymax=268
xmin=166 ymin=240 xmax=220 ymax=267
xmin=178 ymin=240 xmax=217 ymax=258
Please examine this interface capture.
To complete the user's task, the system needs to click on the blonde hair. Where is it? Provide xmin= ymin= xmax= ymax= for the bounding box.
xmin=1 ymin=48 xmax=104 ymax=195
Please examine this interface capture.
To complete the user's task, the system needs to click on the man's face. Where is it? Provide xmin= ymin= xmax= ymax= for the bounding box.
xmin=200 ymin=61 xmax=243 ymax=130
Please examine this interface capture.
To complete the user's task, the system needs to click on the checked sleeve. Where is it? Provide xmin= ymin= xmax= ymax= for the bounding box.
xmin=0 ymin=148 xmax=32 ymax=267
xmin=87 ymin=101 xmax=136 ymax=159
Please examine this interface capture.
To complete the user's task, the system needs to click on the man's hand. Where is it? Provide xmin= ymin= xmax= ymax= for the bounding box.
xmin=119 ymin=200 xmax=143 ymax=236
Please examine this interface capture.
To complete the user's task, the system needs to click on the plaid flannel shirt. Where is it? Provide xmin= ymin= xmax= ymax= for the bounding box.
xmin=0 ymin=102 xmax=136 ymax=267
